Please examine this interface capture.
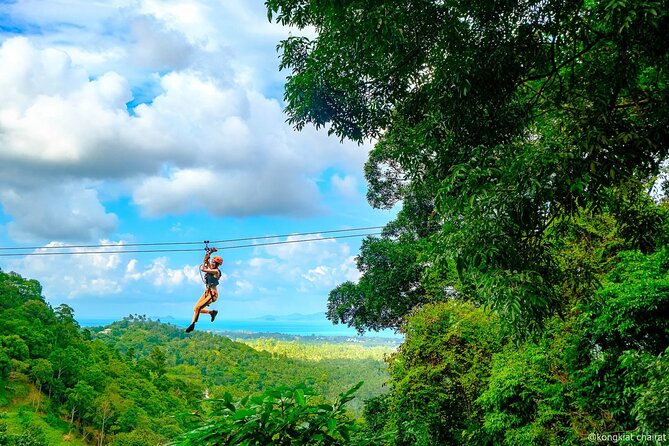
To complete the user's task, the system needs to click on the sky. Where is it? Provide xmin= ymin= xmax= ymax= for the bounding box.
xmin=0 ymin=0 xmax=394 ymax=323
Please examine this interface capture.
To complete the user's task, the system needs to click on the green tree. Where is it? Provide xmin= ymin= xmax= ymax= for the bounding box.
xmin=574 ymin=249 xmax=669 ymax=433
xmin=174 ymin=382 xmax=374 ymax=446
xmin=0 ymin=351 xmax=9 ymax=380
xmin=30 ymin=358 xmax=53 ymax=396
xmin=48 ymin=346 xmax=86 ymax=402
xmin=109 ymin=428 xmax=165 ymax=446
xmin=53 ymin=304 xmax=84 ymax=351
xmin=477 ymin=341 xmax=575 ymax=445
xmin=0 ymin=420 xmax=7 ymax=446
xmin=327 ymin=235 xmax=427 ymax=333
xmin=382 ymin=301 xmax=504 ymax=445
xmin=65 ymin=381 xmax=97 ymax=425
xmin=94 ymin=395 xmax=116 ymax=446
xmin=0 ymin=335 xmax=29 ymax=361
xmin=0 ymin=271 xmax=42 ymax=310
xmin=12 ymin=426 xmax=47 ymax=446
xmin=267 ymin=0 xmax=669 ymax=332
xmin=148 ymin=346 xmax=167 ymax=379
xmin=633 ymin=349 xmax=669 ymax=434
xmin=115 ymin=406 xmax=145 ymax=433
xmin=474 ymin=248 xmax=669 ymax=443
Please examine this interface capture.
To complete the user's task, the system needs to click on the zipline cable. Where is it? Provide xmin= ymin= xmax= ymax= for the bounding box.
xmin=0 ymin=225 xmax=384 ymax=252
xmin=0 ymin=232 xmax=381 ymax=257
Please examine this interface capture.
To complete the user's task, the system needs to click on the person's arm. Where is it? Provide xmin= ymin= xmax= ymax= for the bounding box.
xmin=201 ymin=265 xmax=219 ymax=274
xmin=201 ymin=247 xmax=217 ymax=272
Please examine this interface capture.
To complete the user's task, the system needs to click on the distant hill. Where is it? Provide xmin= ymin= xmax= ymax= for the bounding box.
xmin=250 ymin=312 xmax=323 ymax=321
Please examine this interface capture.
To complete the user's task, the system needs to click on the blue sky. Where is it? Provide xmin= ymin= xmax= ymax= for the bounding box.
xmin=0 ymin=0 xmax=394 ymax=322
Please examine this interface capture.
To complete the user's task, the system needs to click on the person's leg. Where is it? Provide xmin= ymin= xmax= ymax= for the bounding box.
xmin=192 ymin=291 xmax=212 ymax=322
xmin=205 ymin=288 xmax=219 ymax=321
xmin=186 ymin=289 xmax=213 ymax=332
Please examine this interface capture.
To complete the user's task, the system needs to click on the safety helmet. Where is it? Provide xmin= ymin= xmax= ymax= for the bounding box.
xmin=212 ymin=256 xmax=223 ymax=265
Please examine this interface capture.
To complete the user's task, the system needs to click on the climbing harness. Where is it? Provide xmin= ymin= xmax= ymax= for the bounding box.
xmin=194 ymin=240 xmax=219 ymax=323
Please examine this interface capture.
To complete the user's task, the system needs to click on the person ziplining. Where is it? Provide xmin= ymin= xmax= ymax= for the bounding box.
xmin=185 ymin=244 xmax=222 ymax=333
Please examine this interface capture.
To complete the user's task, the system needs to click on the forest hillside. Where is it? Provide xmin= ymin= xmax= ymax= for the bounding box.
xmin=0 ymin=271 xmax=391 ymax=445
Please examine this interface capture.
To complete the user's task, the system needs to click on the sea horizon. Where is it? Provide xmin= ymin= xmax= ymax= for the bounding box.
xmin=78 ymin=315 xmax=403 ymax=339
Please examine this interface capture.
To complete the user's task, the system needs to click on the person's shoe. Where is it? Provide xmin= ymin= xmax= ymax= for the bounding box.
xmin=210 ymin=310 xmax=218 ymax=322
xmin=185 ymin=323 xmax=195 ymax=333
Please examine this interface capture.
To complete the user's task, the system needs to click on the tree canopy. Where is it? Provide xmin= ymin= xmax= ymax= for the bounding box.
xmin=264 ymin=1 xmax=669 ymax=443
xmin=267 ymin=0 xmax=669 ymax=332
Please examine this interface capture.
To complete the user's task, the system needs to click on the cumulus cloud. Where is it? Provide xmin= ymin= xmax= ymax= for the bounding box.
xmin=132 ymin=167 xmax=321 ymax=217
xmin=0 ymin=0 xmax=378 ymax=320
xmin=233 ymin=279 xmax=254 ymax=295
xmin=303 ymin=265 xmax=335 ymax=284
xmin=0 ymin=38 xmax=158 ymax=181
xmin=262 ymin=234 xmax=345 ymax=261
xmin=1 ymin=184 xmax=118 ymax=242
xmin=301 ymin=255 xmax=360 ymax=288
xmin=11 ymin=241 xmax=127 ymax=298
xmin=7 ymin=243 xmax=205 ymax=300
xmin=125 ymin=256 xmax=204 ymax=288
xmin=0 ymin=18 xmax=366 ymax=241
xmin=128 ymin=16 xmax=197 ymax=71
xmin=339 ymin=255 xmax=362 ymax=282
xmin=9 ymin=233 xmax=353 ymax=308
xmin=226 ymin=235 xmax=357 ymax=297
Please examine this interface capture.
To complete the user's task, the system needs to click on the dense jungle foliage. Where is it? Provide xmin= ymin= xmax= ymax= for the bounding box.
xmin=264 ymin=0 xmax=667 ymax=444
xmin=0 ymin=275 xmax=390 ymax=445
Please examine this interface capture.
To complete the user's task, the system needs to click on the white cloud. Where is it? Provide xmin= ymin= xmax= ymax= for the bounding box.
xmin=222 ymin=236 xmax=357 ymax=296
xmin=263 ymin=234 xmax=345 ymax=261
xmin=4 ymin=242 xmax=207 ymax=300
xmin=1 ymin=185 xmax=118 ymax=242
xmin=132 ymin=167 xmax=322 ymax=217
xmin=331 ymin=174 xmax=359 ymax=199
xmin=0 ymin=27 xmax=367 ymax=240
xmin=303 ymin=265 xmax=335 ymax=284
xmin=148 ymin=258 xmax=193 ymax=287
xmin=248 ymin=257 xmax=277 ymax=268
xmin=0 ymin=38 xmax=156 ymax=181
xmin=125 ymin=259 xmax=143 ymax=281
xmin=0 ymin=0 xmax=380 ymax=320
xmin=233 ymin=279 xmax=254 ymax=294
xmin=0 ymin=37 xmax=88 ymax=108
xmin=128 ymin=15 xmax=197 ymax=71
xmin=299 ymin=255 xmax=360 ymax=290
xmin=13 ymin=241 xmax=127 ymax=298
xmin=124 ymin=256 xmax=203 ymax=288
xmin=339 ymin=255 xmax=362 ymax=282
xmin=139 ymin=0 xmax=216 ymax=47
